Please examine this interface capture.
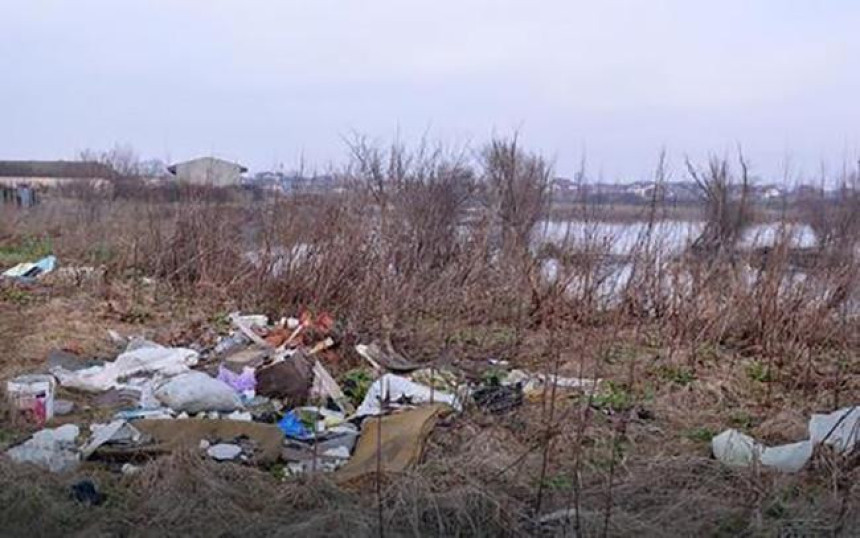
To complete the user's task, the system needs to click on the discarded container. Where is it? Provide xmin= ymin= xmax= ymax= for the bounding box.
xmin=7 ymin=374 xmax=56 ymax=426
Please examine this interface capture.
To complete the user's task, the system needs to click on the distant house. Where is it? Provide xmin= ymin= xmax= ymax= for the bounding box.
xmin=0 ymin=160 xmax=115 ymax=188
xmin=626 ymin=182 xmax=670 ymax=201
xmin=552 ymin=177 xmax=575 ymax=191
xmin=167 ymin=157 xmax=247 ymax=187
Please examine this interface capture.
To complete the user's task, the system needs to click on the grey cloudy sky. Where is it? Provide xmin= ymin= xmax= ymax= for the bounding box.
xmin=2 ymin=1 xmax=858 ymax=181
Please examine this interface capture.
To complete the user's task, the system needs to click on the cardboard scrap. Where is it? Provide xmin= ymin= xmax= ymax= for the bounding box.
xmin=336 ymin=404 xmax=445 ymax=483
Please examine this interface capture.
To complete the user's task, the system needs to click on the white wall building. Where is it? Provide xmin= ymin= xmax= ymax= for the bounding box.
xmin=167 ymin=157 xmax=247 ymax=187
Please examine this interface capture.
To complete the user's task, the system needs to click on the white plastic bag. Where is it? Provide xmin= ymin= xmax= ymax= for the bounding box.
xmin=52 ymin=344 xmax=199 ymax=393
xmin=155 ymin=371 xmax=242 ymax=414
xmin=355 ymin=374 xmax=461 ymax=417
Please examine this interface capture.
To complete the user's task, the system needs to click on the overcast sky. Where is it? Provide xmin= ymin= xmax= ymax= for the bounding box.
xmin=2 ymin=1 xmax=858 ymax=181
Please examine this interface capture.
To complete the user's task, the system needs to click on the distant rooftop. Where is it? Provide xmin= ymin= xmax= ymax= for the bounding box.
xmin=167 ymin=156 xmax=248 ymax=175
xmin=0 ymin=160 xmax=115 ymax=179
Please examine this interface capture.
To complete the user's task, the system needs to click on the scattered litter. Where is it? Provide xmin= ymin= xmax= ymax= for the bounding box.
xmin=2 ymin=307 xmax=476 ymax=480
xmin=237 ymin=314 xmax=269 ymax=328
xmin=53 ymin=399 xmax=74 ymax=416
xmin=355 ymin=374 xmax=461 ymax=417
xmin=310 ymin=360 xmax=353 ymax=414
xmin=308 ymin=337 xmax=335 ymax=355
xmin=7 ymin=374 xmax=56 ymax=426
xmin=411 ymin=368 xmax=460 ymax=392
xmin=323 ymin=446 xmax=351 ymax=459
xmin=107 ymin=330 xmax=127 ymax=346
xmin=221 ymin=347 xmax=268 ymax=370
xmin=214 ymin=333 xmax=250 ymax=356
xmin=51 ymin=343 xmax=199 ymax=393
xmin=277 ymin=410 xmax=314 ymax=440
xmin=712 ymin=405 xmax=859 ymax=472
xmin=229 ymin=312 xmax=271 ymax=348
xmin=121 ymin=463 xmax=141 ymax=475
xmin=113 ymin=408 xmax=173 ymax=421
xmin=256 ymin=354 xmax=312 ymax=405
xmin=6 ymin=424 xmax=80 ymax=473
xmin=207 ymin=443 xmax=242 ymax=461
xmin=217 ymin=364 xmax=256 ymax=393
xmin=503 ymin=369 xmax=599 ymax=396
xmin=70 ymin=479 xmax=104 ymax=506
xmin=81 ymin=420 xmax=144 ymax=459
xmin=91 ymin=419 xmax=284 ymax=464
xmin=473 ymin=384 xmax=524 ymax=414
xmin=264 ymin=327 xmax=290 ymax=347
xmin=94 ymin=387 xmax=146 ymax=409
xmin=337 ymin=405 xmax=445 ymax=483
xmin=711 ymin=429 xmax=812 ymax=472
xmin=355 ymin=342 xmax=420 ymax=373
xmin=154 ymin=371 xmax=242 ymax=414
xmin=2 ymin=255 xmax=57 ymax=280
xmin=809 ymin=406 xmax=860 ymax=453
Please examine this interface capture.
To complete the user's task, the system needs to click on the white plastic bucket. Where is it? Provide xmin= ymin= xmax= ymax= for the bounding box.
xmin=7 ymin=374 xmax=55 ymax=425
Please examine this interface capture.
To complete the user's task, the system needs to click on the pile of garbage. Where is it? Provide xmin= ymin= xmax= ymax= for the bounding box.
xmin=4 ymin=310 xmax=600 ymax=481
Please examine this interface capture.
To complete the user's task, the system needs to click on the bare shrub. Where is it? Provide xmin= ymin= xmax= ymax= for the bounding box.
xmin=804 ymin=182 xmax=860 ymax=257
xmin=481 ymin=136 xmax=552 ymax=265
xmin=686 ymin=153 xmax=755 ymax=256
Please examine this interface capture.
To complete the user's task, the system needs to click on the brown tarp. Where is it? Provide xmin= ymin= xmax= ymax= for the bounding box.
xmin=94 ymin=419 xmax=284 ymax=464
xmin=336 ymin=404 xmax=444 ymax=483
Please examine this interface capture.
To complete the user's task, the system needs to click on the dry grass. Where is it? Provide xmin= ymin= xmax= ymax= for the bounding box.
xmin=0 ymin=140 xmax=858 ymax=535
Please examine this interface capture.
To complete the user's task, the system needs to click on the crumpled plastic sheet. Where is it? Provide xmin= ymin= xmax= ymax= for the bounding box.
xmin=6 ymin=424 xmax=80 ymax=473
xmin=355 ymin=373 xmax=462 ymax=417
xmin=278 ymin=411 xmax=314 ymax=440
xmin=80 ymin=420 xmax=143 ymax=459
xmin=712 ymin=405 xmax=859 ymax=473
xmin=2 ymin=255 xmax=57 ymax=280
xmin=217 ymin=365 xmax=256 ymax=393
xmin=51 ymin=342 xmax=199 ymax=393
